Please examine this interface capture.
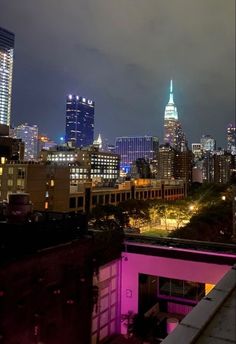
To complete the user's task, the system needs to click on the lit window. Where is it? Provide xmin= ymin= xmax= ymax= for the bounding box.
xmin=8 ymin=167 xmax=13 ymax=175
xmin=45 ymin=201 xmax=48 ymax=209
xmin=8 ymin=179 xmax=13 ymax=186
xmin=50 ymin=179 xmax=54 ymax=187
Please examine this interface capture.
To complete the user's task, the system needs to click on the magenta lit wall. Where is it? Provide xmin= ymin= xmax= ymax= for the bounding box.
xmin=120 ymin=251 xmax=231 ymax=333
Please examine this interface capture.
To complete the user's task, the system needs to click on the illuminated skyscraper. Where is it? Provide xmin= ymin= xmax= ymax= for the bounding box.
xmin=65 ymin=95 xmax=94 ymax=148
xmin=13 ymin=123 xmax=38 ymax=160
xmin=0 ymin=27 xmax=14 ymax=134
xmin=115 ymin=136 xmax=159 ymax=171
xmin=164 ymin=80 xmax=187 ymax=151
xmin=227 ymin=123 xmax=236 ymax=155
xmin=200 ymin=135 xmax=216 ymax=153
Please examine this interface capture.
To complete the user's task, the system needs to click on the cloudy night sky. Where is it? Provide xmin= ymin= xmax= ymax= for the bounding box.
xmin=0 ymin=0 xmax=235 ymax=147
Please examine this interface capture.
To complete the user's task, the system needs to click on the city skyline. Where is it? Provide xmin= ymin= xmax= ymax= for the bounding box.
xmin=0 ymin=0 xmax=235 ymax=147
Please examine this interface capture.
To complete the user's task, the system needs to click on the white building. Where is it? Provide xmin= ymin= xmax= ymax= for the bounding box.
xmin=13 ymin=123 xmax=38 ymax=160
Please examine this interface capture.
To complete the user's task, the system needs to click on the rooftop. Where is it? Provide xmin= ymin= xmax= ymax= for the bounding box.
xmin=162 ymin=264 xmax=236 ymax=344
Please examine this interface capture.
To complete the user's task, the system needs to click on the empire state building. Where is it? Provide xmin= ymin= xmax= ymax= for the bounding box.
xmin=164 ymin=80 xmax=187 ymax=151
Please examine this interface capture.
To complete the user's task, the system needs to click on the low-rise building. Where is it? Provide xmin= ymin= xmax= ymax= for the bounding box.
xmin=0 ymin=161 xmax=186 ymax=214
xmin=0 ymin=161 xmax=70 ymax=212
xmin=40 ymin=146 xmax=120 ymax=186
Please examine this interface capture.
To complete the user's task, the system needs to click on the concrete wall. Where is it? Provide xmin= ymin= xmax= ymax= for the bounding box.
xmin=120 ymin=251 xmax=231 ymax=333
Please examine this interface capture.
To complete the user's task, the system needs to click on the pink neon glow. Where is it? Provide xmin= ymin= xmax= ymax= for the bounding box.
xmin=124 ymin=241 xmax=236 ymax=259
xmin=120 ymin=251 xmax=232 ymax=334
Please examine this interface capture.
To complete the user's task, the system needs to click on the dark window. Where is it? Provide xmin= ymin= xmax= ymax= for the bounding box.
xmin=17 ymin=168 xmax=25 ymax=178
xmin=122 ymin=193 xmax=126 ymax=201
xmin=140 ymin=192 xmax=143 ymax=199
xmin=144 ymin=191 xmax=147 ymax=199
xmin=105 ymin=194 xmax=109 ymax=204
xmin=69 ymin=197 xmax=76 ymax=208
xmin=152 ymin=191 xmax=155 ymax=197
xmin=136 ymin=192 xmax=139 ymax=199
xmin=158 ymin=277 xmax=205 ymax=302
xmin=92 ymin=195 xmax=97 ymax=205
xmin=111 ymin=194 xmax=115 ymax=202
xmin=77 ymin=197 xmax=84 ymax=207
xmin=98 ymin=195 xmax=104 ymax=204
xmin=116 ymin=193 xmax=120 ymax=202
xmin=126 ymin=193 xmax=130 ymax=200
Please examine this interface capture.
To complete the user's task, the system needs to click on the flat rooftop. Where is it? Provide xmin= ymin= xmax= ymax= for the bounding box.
xmin=162 ymin=264 xmax=236 ymax=343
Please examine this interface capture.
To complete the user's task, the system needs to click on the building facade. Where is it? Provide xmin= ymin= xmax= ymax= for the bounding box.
xmin=65 ymin=94 xmax=94 ymax=148
xmin=175 ymin=150 xmax=193 ymax=183
xmin=0 ymin=27 xmax=14 ymax=134
xmin=213 ymin=151 xmax=233 ymax=184
xmin=115 ymin=136 xmax=159 ymax=171
xmin=158 ymin=143 xmax=176 ymax=179
xmin=200 ymin=134 xmax=216 ymax=153
xmin=40 ymin=146 xmax=120 ymax=187
xmin=227 ymin=123 xmax=236 ymax=155
xmin=0 ymin=136 xmax=24 ymax=161
xmin=13 ymin=123 xmax=38 ymax=160
xmin=0 ymin=161 xmax=186 ymax=214
xmin=0 ymin=162 xmax=70 ymax=211
xmin=192 ymin=143 xmax=203 ymax=162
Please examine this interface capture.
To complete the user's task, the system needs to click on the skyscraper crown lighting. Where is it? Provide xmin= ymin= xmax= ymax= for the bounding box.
xmin=65 ymin=94 xmax=95 ymax=148
xmin=164 ymin=79 xmax=178 ymax=120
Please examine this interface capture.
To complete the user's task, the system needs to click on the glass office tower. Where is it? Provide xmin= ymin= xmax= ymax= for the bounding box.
xmin=115 ymin=136 xmax=159 ymax=171
xmin=0 ymin=27 xmax=14 ymax=131
xmin=65 ymin=94 xmax=94 ymax=148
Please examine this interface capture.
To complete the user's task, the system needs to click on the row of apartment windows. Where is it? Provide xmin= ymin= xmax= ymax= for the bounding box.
xmin=0 ymin=167 xmax=26 ymax=176
xmin=69 ymin=188 xmax=184 ymax=209
xmin=164 ymin=188 xmax=184 ymax=196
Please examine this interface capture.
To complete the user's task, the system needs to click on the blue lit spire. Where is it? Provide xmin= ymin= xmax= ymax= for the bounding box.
xmin=169 ymin=79 xmax=174 ymax=104
xmin=164 ymin=79 xmax=178 ymax=120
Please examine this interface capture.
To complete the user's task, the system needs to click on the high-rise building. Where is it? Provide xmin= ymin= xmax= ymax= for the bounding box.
xmin=192 ymin=143 xmax=203 ymax=162
xmin=131 ymin=158 xmax=151 ymax=179
xmin=213 ymin=151 xmax=232 ymax=184
xmin=0 ymin=27 xmax=14 ymax=135
xmin=93 ymin=133 xmax=102 ymax=149
xmin=158 ymin=143 xmax=176 ymax=179
xmin=65 ymin=94 xmax=94 ymax=148
xmin=200 ymin=135 xmax=216 ymax=153
xmin=115 ymin=136 xmax=159 ymax=171
xmin=13 ymin=123 xmax=38 ymax=160
xmin=227 ymin=123 xmax=236 ymax=155
xmin=175 ymin=150 xmax=194 ymax=183
xmin=164 ymin=80 xmax=187 ymax=151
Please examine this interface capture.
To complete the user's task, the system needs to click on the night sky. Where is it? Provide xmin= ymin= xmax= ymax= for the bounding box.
xmin=0 ymin=0 xmax=235 ymax=147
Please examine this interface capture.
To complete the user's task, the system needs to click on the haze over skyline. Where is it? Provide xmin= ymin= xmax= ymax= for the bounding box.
xmin=0 ymin=0 xmax=235 ymax=147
